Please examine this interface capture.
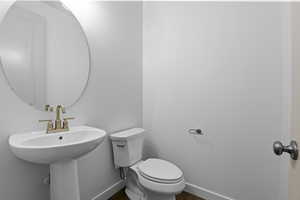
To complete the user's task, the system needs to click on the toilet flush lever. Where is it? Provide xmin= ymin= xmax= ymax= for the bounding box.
xmin=188 ymin=129 xmax=203 ymax=135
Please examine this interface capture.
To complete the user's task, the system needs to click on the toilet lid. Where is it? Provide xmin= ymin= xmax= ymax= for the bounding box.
xmin=138 ymin=159 xmax=183 ymax=183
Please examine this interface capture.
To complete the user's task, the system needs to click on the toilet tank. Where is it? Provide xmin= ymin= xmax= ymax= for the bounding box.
xmin=110 ymin=128 xmax=145 ymax=168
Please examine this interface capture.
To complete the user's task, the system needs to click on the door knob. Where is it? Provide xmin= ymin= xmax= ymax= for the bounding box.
xmin=273 ymin=140 xmax=298 ymax=160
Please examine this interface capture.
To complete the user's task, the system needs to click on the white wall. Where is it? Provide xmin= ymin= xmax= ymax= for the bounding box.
xmin=0 ymin=2 xmax=142 ymax=200
xmin=143 ymin=2 xmax=290 ymax=200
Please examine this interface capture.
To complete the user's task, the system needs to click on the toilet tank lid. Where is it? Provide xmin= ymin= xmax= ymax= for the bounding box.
xmin=110 ymin=128 xmax=145 ymax=141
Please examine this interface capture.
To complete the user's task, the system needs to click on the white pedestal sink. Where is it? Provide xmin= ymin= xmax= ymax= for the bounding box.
xmin=9 ymin=126 xmax=106 ymax=200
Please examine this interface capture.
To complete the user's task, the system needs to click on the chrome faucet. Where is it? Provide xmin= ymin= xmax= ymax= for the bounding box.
xmin=39 ymin=104 xmax=74 ymax=133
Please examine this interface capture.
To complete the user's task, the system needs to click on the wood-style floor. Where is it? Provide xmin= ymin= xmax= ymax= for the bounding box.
xmin=109 ymin=189 xmax=205 ymax=200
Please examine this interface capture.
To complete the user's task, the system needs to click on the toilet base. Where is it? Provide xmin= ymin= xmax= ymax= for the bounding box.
xmin=145 ymin=191 xmax=176 ymax=200
xmin=125 ymin=166 xmax=177 ymax=200
xmin=126 ymin=187 xmax=176 ymax=200
xmin=125 ymin=188 xmax=145 ymax=200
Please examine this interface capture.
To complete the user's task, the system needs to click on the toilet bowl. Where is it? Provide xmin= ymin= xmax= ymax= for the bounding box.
xmin=110 ymin=128 xmax=185 ymax=200
xmin=126 ymin=159 xmax=185 ymax=200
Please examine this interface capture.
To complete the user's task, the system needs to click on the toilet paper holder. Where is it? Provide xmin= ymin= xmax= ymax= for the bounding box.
xmin=188 ymin=129 xmax=203 ymax=135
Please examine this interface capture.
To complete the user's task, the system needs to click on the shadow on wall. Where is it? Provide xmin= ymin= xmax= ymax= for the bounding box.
xmin=144 ymin=137 xmax=159 ymax=159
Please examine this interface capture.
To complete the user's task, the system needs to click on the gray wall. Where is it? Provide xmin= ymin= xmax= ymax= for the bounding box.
xmin=0 ymin=2 xmax=142 ymax=200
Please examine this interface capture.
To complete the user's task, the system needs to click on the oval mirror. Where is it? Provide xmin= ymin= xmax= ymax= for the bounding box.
xmin=0 ymin=1 xmax=90 ymax=111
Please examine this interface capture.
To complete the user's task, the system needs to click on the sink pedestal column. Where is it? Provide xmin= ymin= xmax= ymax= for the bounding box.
xmin=50 ymin=160 xmax=80 ymax=200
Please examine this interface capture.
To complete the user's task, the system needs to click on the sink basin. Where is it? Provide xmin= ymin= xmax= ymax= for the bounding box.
xmin=9 ymin=126 xmax=106 ymax=164
xmin=9 ymin=126 xmax=106 ymax=200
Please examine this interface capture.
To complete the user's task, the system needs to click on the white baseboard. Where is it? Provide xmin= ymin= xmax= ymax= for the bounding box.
xmin=91 ymin=180 xmax=235 ymax=200
xmin=91 ymin=180 xmax=125 ymax=200
xmin=184 ymin=182 xmax=236 ymax=200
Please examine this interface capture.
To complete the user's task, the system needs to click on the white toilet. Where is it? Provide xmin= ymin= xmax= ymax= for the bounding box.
xmin=110 ymin=128 xmax=185 ymax=200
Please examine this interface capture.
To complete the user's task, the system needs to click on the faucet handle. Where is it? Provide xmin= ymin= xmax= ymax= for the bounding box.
xmin=63 ymin=117 xmax=75 ymax=120
xmin=63 ymin=117 xmax=75 ymax=130
xmin=39 ymin=119 xmax=52 ymax=123
xmin=39 ymin=120 xmax=54 ymax=133
xmin=44 ymin=105 xmax=54 ymax=112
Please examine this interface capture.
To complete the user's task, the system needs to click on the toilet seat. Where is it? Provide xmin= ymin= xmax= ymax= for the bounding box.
xmin=138 ymin=159 xmax=184 ymax=184
xmin=132 ymin=158 xmax=185 ymax=194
